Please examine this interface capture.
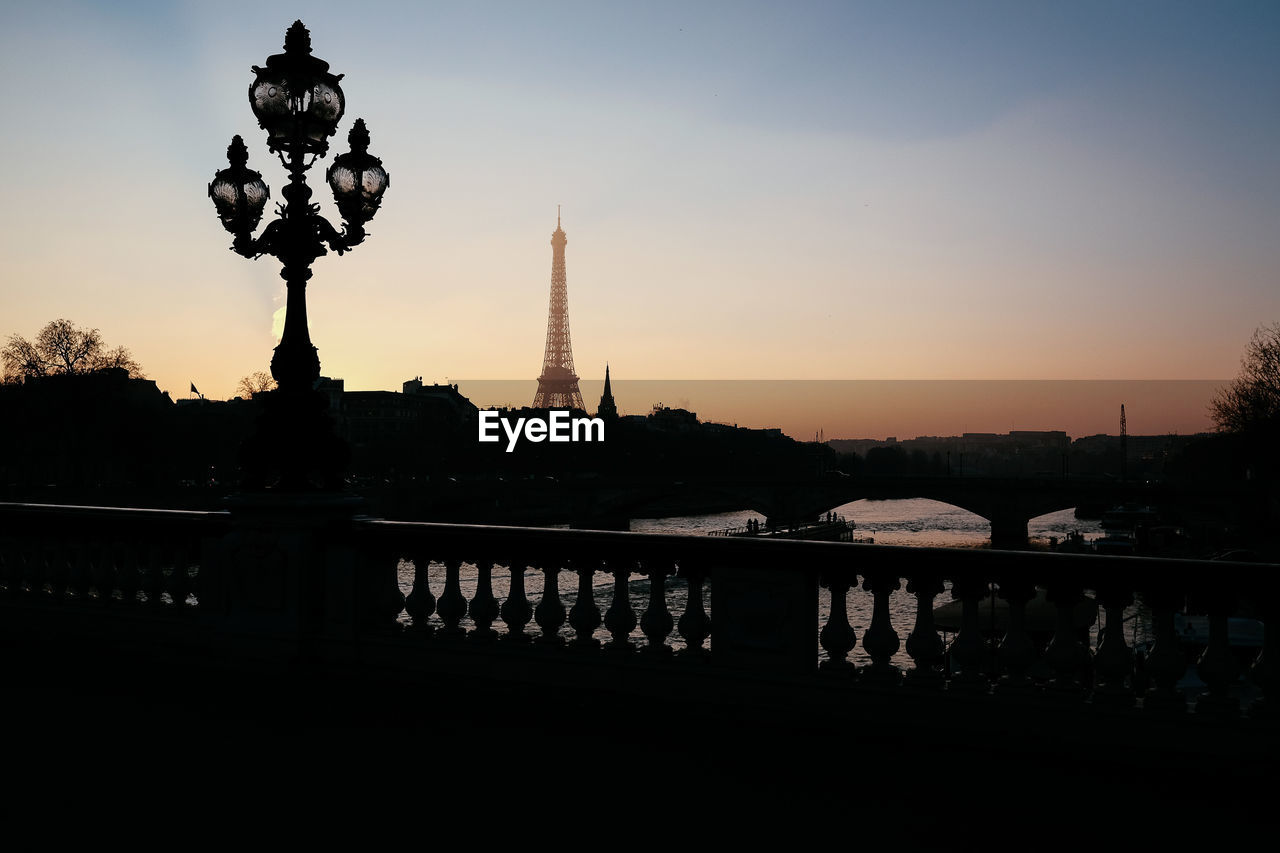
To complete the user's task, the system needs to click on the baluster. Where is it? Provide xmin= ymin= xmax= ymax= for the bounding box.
xmin=49 ymin=543 xmax=71 ymax=600
xmin=436 ymin=558 xmax=467 ymax=637
xmin=946 ymin=577 xmax=990 ymax=691
xmin=469 ymin=559 xmax=499 ymax=642
xmin=1249 ymin=600 xmax=1276 ymax=719
xmin=23 ymin=543 xmax=46 ymax=597
xmin=168 ymin=543 xmax=193 ymax=609
xmin=117 ymin=544 xmax=142 ymax=606
xmin=66 ymin=543 xmax=91 ymax=601
xmin=905 ymin=573 xmax=945 ymax=687
xmin=142 ymin=544 xmax=165 ymax=607
xmin=1142 ymin=587 xmax=1188 ymax=713
xmin=404 ymin=554 xmax=437 ymax=634
xmin=820 ymin=573 xmax=856 ymax=671
xmin=639 ymin=561 xmax=674 ymax=656
xmin=860 ymin=570 xmax=901 ymax=684
xmin=85 ymin=537 xmax=108 ymax=596
xmin=1193 ymin=588 xmax=1240 ymax=717
xmin=995 ymin=579 xmax=1037 ymax=693
xmin=535 ymin=562 xmax=566 ymax=645
xmin=91 ymin=543 xmax=116 ymax=603
xmin=1 ymin=539 xmax=21 ymax=596
xmin=568 ymin=561 xmax=602 ymax=648
xmin=1043 ymin=578 xmax=1089 ymax=696
xmin=604 ymin=562 xmax=637 ymax=653
xmin=364 ymin=546 xmax=407 ymax=634
xmin=676 ymin=562 xmax=711 ymax=658
xmin=1092 ymin=583 xmax=1134 ymax=706
xmin=192 ymin=537 xmax=214 ymax=610
xmin=500 ymin=562 xmax=533 ymax=643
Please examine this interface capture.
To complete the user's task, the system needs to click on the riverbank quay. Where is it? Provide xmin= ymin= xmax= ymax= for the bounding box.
xmin=2 ymin=500 xmax=1276 ymax=835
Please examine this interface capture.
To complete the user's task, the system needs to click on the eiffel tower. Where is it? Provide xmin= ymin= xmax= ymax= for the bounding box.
xmin=533 ymin=207 xmax=585 ymax=410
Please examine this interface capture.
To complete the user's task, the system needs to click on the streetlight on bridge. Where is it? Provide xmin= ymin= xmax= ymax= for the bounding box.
xmin=208 ymin=20 xmax=390 ymax=490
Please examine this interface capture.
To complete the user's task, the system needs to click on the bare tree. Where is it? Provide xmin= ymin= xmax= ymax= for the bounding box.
xmin=237 ymin=371 xmax=277 ymax=398
xmin=2 ymin=319 xmax=143 ymax=382
xmin=1210 ymin=323 xmax=1280 ymax=434
xmin=1 ymin=335 xmax=44 ymax=381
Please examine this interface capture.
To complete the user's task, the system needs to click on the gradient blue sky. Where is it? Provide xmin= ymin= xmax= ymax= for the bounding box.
xmin=1 ymin=2 xmax=1277 ymax=430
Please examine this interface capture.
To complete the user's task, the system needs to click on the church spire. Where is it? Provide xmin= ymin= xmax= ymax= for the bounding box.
xmin=597 ymin=363 xmax=618 ymax=420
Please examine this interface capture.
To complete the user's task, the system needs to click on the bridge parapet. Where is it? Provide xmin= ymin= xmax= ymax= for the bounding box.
xmin=1 ymin=501 xmax=1276 ymax=735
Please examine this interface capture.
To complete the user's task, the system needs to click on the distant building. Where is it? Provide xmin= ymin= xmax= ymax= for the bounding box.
xmin=402 ymin=376 xmax=480 ymax=421
xmin=316 ymin=377 xmax=345 ymax=414
xmin=1010 ymin=430 xmax=1070 ymax=449
xmin=0 ymin=367 xmax=176 ymax=493
xmin=647 ymin=405 xmax=699 ymax=431
xmin=341 ymin=378 xmax=478 ymax=447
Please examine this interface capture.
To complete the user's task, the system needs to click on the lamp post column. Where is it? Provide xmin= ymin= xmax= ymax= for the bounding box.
xmin=207 ymin=20 xmax=389 ymax=492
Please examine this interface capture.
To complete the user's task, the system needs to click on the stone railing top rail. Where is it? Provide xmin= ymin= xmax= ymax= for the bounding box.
xmin=3 ymin=501 xmax=1277 ymax=600
xmin=0 ymin=501 xmax=228 ymax=520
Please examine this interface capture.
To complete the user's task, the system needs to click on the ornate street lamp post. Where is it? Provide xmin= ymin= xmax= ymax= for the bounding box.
xmin=208 ymin=21 xmax=389 ymax=490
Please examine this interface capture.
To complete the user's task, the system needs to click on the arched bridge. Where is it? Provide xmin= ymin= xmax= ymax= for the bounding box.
xmin=560 ymin=475 xmax=1181 ymax=549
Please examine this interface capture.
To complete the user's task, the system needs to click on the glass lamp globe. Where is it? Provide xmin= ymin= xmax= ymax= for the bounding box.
xmin=248 ymin=20 xmax=345 ymax=157
xmin=327 ymin=119 xmax=390 ymax=225
xmin=208 ymin=135 xmax=270 ymax=234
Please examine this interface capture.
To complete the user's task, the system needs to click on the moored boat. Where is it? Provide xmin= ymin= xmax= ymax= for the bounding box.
xmin=710 ymin=513 xmax=870 ymax=543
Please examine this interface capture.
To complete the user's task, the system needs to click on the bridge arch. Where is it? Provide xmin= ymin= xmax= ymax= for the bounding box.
xmin=562 ymin=475 xmax=1139 ymax=548
xmin=827 ymin=498 xmax=989 ymax=547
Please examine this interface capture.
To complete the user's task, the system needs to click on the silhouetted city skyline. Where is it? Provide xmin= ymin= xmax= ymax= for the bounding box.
xmin=2 ymin=14 xmax=1277 ymax=818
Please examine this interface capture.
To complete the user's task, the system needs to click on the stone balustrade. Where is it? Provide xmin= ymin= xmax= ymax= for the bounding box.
xmin=0 ymin=502 xmax=224 ymax=613
xmin=1 ymin=501 xmax=1276 ymax=721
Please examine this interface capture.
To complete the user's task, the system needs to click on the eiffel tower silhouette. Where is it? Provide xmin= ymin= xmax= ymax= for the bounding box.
xmin=533 ymin=207 xmax=585 ymax=410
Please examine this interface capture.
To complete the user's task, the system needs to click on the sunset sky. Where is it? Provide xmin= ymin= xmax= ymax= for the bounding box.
xmin=2 ymin=2 xmax=1277 ymax=437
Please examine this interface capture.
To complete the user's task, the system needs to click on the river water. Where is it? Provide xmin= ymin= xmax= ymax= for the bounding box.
xmin=397 ymin=499 xmax=1113 ymax=668
xmin=631 ymin=498 xmax=1104 ymax=547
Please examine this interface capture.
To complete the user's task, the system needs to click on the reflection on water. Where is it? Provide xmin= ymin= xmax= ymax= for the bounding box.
xmin=397 ymin=500 xmax=1120 ymax=669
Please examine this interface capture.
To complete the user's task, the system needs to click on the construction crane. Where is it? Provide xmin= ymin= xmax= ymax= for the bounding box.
xmin=1120 ymin=403 xmax=1127 ymax=482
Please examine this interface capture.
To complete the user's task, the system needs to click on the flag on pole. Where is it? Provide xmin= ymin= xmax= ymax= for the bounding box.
xmin=190 ymin=382 xmax=200 ymax=398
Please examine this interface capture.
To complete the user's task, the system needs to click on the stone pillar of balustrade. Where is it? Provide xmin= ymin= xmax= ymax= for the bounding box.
xmin=209 ymin=493 xmax=402 ymax=664
xmin=711 ymin=559 xmax=818 ymax=673
xmin=1043 ymin=576 xmax=1091 ymax=697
